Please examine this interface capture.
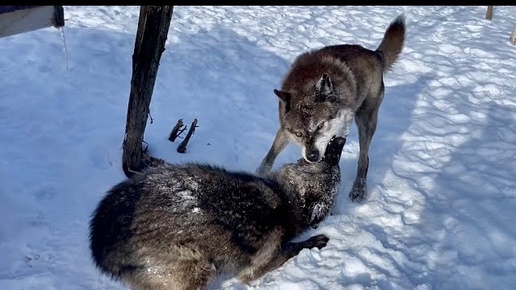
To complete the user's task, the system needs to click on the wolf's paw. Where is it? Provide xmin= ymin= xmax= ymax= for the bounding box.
xmin=304 ymin=234 xmax=329 ymax=250
xmin=349 ymin=186 xmax=368 ymax=203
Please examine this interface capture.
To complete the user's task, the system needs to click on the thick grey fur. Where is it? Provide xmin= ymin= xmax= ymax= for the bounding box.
xmin=90 ymin=137 xmax=346 ymax=290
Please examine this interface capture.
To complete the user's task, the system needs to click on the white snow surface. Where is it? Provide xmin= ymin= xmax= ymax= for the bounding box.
xmin=1 ymin=5 xmax=516 ymax=290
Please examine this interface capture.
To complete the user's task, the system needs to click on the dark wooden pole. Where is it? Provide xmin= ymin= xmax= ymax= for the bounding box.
xmin=122 ymin=6 xmax=173 ymax=177
xmin=485 ymin=6 xmax=493 ymax=20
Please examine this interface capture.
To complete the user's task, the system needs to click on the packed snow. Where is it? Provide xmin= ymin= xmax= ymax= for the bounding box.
xmin=1 ymin=5 xmax=515 ymax=290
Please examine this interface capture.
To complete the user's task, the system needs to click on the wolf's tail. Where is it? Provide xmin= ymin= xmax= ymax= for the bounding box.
xmin=375 ymin=14 xmax=405 ymax=72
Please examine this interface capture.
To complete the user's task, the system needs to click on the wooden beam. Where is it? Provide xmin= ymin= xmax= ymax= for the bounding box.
xmin=122 ymin=6 xmax=173 ymax=177
xmin=0 ymin=6 xmax=64 ymax=38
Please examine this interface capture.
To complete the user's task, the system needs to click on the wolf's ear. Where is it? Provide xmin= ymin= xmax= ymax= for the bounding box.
xmin=274 ymin=89 xmax=291 ymax=112
xmin=315 ymin=73 xmax=337 ymax=103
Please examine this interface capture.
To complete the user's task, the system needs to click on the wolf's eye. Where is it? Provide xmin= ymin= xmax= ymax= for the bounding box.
xmin=317 ymin=122 xmax=326 ymax=130
xmin=295 ymin=131 xmax=303 ymax=137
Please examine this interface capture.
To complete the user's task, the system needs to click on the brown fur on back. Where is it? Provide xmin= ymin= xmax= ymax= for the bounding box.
xmin=281 ymin=52 xmax=357 ymax=113
xmin=278 ymin=15 xmax=405 ymax=116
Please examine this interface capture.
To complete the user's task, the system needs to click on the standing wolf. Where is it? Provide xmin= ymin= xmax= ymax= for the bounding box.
xmin=256 ymin=15 xmax=406 ymax=202
xmin=89 ymin=137 xmax=346 ymax=290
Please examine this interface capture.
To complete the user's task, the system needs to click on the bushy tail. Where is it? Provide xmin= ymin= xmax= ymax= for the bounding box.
xmin=375 ymin=14 xmax=406 ymax=72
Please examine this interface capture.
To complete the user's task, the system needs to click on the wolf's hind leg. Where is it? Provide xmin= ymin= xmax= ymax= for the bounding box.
xmin=238 ymin=233 xmax=329 ymax=284
xmin=350 ymin=90 xmax=383 ymax=202
xmin=120 ymin=248 xmax=216 ymax=290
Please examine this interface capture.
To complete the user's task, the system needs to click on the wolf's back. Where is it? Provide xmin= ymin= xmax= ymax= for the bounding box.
xmin=88 ymin=164 xmax=287 ymax=278
xmin=375 ymin=15 xmax=406 ymax=72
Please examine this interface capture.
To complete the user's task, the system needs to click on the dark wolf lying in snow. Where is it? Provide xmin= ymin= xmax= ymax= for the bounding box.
xmin=257 ymin=15 xmax=406 ymax=203
xmin=89 ymin=137 xmax=346 ymax=290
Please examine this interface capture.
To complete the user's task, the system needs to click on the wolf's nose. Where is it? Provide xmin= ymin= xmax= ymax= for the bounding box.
xmin=307 ymin=150 xmax=320 ymax=162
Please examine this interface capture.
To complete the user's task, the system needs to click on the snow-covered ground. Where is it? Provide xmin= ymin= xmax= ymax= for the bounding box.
xmin=1 ymin=5 xmax=515 ymax=290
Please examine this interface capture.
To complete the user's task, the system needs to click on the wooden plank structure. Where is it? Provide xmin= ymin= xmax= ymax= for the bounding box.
xmin=0 ymin=6 xmax=64 ymax=38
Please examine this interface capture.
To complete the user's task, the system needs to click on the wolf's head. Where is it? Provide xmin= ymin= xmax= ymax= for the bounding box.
xmin=276 ymin=137 xmax=346 ymax=229
xmin=275 ymin=73 xmax=354 ymax=163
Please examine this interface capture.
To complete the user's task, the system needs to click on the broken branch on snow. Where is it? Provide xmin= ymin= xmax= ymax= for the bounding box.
xmin=169 ymin=118 xmax=186 ymax=142
xmin=177 ymin=119 xmax=198 ymax=153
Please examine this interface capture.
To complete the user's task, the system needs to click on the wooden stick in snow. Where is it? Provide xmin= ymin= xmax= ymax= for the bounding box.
xmin=169 ymin=118 xmax=186 ymax=142
xmin=177 ymin=119 xmax=198 ymax=153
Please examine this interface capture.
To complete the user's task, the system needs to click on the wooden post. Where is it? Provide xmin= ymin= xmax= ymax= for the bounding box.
xmin=122 ymin=6 xmax=173 ymax=177
xmin=486 ymin=6 xmax=493 ymax=20
xmin=510 ymin=26 xmax=516 ymax=45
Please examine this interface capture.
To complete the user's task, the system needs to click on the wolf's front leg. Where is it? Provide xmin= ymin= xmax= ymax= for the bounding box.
xmin=256 ymin=128 xmax=289 ymax=176
xmin=282 ymin=234 xmax=329 ymax=257
xmin=237 ymin=234 xmax=329 ymax=284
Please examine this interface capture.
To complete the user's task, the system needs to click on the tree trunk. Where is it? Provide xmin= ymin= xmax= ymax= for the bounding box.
xmin=510 ymin=26 xmax=516 ymax=45
xmin=486 ymin=6 xmax=493 ymax=20
xmin=122 ymin=6 xmax=173 ymax=178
